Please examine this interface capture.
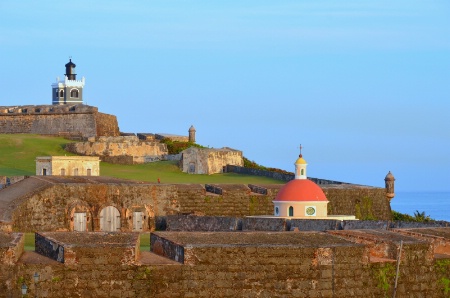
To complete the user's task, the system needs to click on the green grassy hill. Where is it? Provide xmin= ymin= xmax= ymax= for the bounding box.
xmin=0 ymin=134 xmax=284 ymax=184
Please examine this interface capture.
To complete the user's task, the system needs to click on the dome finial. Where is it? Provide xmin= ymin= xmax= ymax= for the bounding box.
xmin=299 ymin=144 xmax=303 ymax=158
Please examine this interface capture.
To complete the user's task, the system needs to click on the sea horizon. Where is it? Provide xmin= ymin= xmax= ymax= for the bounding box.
xmin=390 ymin=191 xmax=450 ymax=222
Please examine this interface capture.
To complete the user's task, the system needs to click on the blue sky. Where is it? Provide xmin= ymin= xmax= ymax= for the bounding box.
xmin=1 ymin=1 xmax=449 ymax=191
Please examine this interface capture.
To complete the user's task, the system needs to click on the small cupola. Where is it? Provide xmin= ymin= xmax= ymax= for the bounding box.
xmin=65 ymin=59 xmax=77 ymax=80
xmin=294 ymin=145 xmax=307 ymax=179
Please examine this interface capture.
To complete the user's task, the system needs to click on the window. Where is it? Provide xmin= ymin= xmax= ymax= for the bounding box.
xmin=301 ymin=169 xmax=304 ymax=175
xmin=275 ymin=206 xmax=279 ymax=216
xmin=289 ymin=206 xmax=294 ymax=217
xmin=60 ymin=168 xmax=65 ymax=176
xmin=55 ymin=90 xmax=59 ymax=97
xmin=43 ymin=169 xmax=47 ymax=176
xmin=70 ymin=89 xmax=79 ymax=98
xmin=59 ymin=90 xmax=64 ymax=98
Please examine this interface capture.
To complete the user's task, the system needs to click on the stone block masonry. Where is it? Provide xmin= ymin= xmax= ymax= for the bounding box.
xmin=1 ymin=176 xmax=394 ymax=232
xmin=0 ymin=104 xmax=119 ymax=138
xmin=36 ymin=232 xmax=140 ymax=265
xmin=1 ymin=229 xmax=450 ymax=297
xmin=0 ymin=233 xmax=23 ymax=265
xmin=64 ymin=135 xmax=169 ymax=164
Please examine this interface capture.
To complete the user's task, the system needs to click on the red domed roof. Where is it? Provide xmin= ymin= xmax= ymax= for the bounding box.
xmin=274 ymin=179 xmax=327 ymax=202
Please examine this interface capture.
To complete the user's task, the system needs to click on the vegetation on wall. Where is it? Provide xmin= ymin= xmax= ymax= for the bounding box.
xmin=243 ymin=157 xmax=293 ymax=175
xmin=435 ymin=259 xmax=450 ymax=295
xmin=355 ymin=197 xmax=376 ymax=220
xmin=372 ymin=262 xmax=396 ymax=298
xmin=159 ymin=138 xmax=204 ymax=154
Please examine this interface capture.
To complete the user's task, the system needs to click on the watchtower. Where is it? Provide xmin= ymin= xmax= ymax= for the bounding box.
xmin=52 ymin=59 xmax=85 ymax=105
xmin=385 ymin=171 xmax=395 ymax=201
xmin=189 ymin=125 xmax=196 ymax=143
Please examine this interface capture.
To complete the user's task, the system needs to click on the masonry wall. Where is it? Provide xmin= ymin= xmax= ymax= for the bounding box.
xmin=323 ymin=187 xmax=391 ymax=220
xmin=181 ymin=147 xmax=243 ymax=174
xmin=94 ymin=112 xmax=120 ymax=137
xmin=64 ymin=136 xmax=168 ymax=164
xmin=3 ymin=234 xmax=449 ymax=297
xmin=8 ymin=183 xmax=392 ymax=232
xmin=3 ymin=253 xmax=449 ymax=297
xmin=0 ymin=105 xmax=119 ymax=138
xmin=0 ymin=231 xmax=450 ymax=298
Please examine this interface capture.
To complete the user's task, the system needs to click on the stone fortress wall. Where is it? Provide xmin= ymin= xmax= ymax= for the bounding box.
xmin=0 ymin=104 xmax=119 ymax=138
xmin=65 ymin=136 xmax=169 ymax=164
xmin=0 ymin=176 xmax=392 ymax=233
xmin=1 ymin=227 xmax=450 ymax=297
xmin=181 ymin=146 xmax=244 ymax=174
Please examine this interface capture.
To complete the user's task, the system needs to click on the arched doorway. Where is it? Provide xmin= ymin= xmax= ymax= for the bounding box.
xmin=73 ymin=212 xmax=87 ymax=231
xmin=99 ymin=206 xmax=121 ymax=232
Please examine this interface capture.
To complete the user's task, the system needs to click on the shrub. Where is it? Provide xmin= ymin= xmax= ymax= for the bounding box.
xmin=159 ymin=138 xmax=204 ymax=155
xmin=392 ymin=210 xmax=433 ymax=222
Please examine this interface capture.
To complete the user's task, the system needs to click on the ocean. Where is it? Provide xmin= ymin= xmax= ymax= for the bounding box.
xmin=390 ymin=191 xmax=450 ymax=222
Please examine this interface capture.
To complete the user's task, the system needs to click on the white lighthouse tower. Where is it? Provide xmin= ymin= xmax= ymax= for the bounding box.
xmin=52 ymin=59 xmax=85 ymax=105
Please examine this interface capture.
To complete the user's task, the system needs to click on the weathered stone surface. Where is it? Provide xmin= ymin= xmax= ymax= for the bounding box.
xmin=165 ymin=215 xmax=242 ymax=231
xmin=181 ymin=147 xmax=243 ymax=174
xmin=0 ymin=232 xmax=23 ymax=265
xmin=65 ymin=136 xmax=169 ymax=164
xmin=0 ymin=104 xmax=119 ymax=137
xmin=2 ymin=229 xmax=450 ymax=297
xmin=0 ymin=176 xmax=395 ymax=232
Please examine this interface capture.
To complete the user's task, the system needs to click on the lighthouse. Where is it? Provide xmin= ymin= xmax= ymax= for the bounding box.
xmin=52 ymin=59 xmax=85 ymax=105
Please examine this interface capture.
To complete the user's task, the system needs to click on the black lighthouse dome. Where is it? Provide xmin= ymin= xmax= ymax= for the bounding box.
xmin=65 ymin=59 xmax=77 ymax=80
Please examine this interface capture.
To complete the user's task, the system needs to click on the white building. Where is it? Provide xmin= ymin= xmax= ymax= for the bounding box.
xmin=36 ymin=156 xmax=100 ymax=176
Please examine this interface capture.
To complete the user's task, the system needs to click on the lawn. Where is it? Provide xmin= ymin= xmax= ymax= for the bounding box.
xmin=0 ymin=134 xmax=284 ymax=184
xmin=0 ymin=134 xmax=75 ymax=176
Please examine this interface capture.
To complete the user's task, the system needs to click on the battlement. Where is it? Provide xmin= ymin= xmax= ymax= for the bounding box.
xmin=51 ymin=76 xmax=86 ymax=88
xmin=0 ymin=104 xmax=119 ymax=138
xmin=0 ymin=104 xmax=97 ymax=115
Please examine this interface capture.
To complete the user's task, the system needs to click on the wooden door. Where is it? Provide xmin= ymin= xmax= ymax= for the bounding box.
xmin=74 ymin=212 xmax=87 ymax=231
xmin=100 ymin=206 xmax=121 ymax=231
xmin=133 ymin=211 xmax=144 ymax=231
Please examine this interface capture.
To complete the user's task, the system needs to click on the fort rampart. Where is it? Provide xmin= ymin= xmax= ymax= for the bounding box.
xmin=0 ymin=105 xmax=119 ymax=138
xmin=2 ymin=177 xmax=392 ymax=232
xmin=64 ymin=136 xmax=169 ymax=164
xmin=1 ymin=228 xmax=450 ymax=297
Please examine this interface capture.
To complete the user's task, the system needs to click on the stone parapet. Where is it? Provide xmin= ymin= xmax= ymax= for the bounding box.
xmin=1 ymin=229 xmax=450 ymax=296
xmin=65 ymin=137 xmax=168 ymax=164
xmin=2 ymin=177 xmax=398 ymax=232
xmin=0 ymin=233 xmax=23 ymax=265
xmin=36 ymin=232 xmax=140 ymax=265
xmin=0 ymin=104 xmax=119 ymax=137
